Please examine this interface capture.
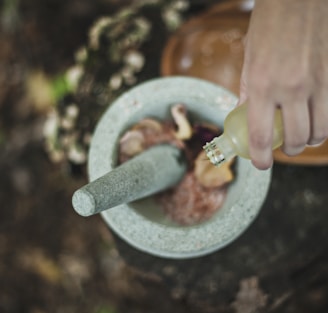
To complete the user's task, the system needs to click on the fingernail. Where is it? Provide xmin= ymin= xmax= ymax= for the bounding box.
xmin=251 ymin=150 xmax=273 ymax=170
xmin=282 ymin=145 xmax=305 ymax=156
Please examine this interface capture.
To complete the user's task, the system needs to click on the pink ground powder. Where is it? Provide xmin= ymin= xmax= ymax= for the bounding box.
xmin=157 ymin=172 xmax=227 ymax=226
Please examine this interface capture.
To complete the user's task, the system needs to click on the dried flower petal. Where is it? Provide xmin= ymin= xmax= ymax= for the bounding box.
xmin=193 ymin=123 xmax=220 ymax=144
xmin=119 ymin=130 xmax=145 ymax=158
xmin=171 ymin=104 xmax=193 ymax=140
xmin=194 ymin=150 xmax=234 ymax=188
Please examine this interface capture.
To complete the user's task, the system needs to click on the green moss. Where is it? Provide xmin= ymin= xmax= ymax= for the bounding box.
xmin=51 ymin=75 xmax=71 ymax=101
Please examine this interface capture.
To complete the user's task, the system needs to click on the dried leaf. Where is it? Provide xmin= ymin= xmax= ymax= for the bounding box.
xmin=194 ymin=150 xmax=234 ymax=188
xmin=131 ymin=118 xmax=163 ymax=133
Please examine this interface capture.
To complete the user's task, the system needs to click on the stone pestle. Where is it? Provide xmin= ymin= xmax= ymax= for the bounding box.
xmin=72 ymin=144 xmax=187 ymax=217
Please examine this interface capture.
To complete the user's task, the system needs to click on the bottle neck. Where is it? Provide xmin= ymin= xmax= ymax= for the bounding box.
xmin=203 ymin=134 xmax=236 ymax=167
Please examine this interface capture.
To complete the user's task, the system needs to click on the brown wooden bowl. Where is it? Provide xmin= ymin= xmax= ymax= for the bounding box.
xmin=161 ymin=0 xmax=250 ymax=95
xmin=273 ymin=142 xmax=328 ymax=166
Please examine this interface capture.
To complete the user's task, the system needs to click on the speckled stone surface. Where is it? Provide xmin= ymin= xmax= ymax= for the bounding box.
xmin=72 ymin=144 xmax=186 ymax=216
xmin=88 ymin=76 xmax=272 ymax=258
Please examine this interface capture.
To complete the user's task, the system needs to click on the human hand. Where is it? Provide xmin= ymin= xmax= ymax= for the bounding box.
xmin=240 ymin=0 xmax=328 ymax=170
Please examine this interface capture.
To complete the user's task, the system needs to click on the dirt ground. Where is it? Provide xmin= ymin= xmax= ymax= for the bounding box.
xmin=1 ymin=1 xmax=328 ymax=313
xmin=0 ymin=1 xmax=173 ymax=312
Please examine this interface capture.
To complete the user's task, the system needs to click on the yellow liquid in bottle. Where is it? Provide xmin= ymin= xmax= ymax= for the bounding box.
xmin=204 ymin=103 xmax=284 ymax=166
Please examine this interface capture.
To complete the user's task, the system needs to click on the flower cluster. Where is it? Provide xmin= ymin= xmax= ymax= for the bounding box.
xmin=43 ymin=0 xmax=189 ymax=167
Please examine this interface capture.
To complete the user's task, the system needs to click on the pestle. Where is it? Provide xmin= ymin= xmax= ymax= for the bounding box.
xmin=72 ymin=144 xmax=187 ymax=217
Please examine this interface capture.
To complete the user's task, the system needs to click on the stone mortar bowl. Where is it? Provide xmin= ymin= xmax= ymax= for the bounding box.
xmin=88 ymin=76 xmax=271 ymax=259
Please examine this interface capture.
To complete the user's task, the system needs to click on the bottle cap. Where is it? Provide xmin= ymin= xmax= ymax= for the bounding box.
xmin=203 ymin=141 xmax=226 ymax=166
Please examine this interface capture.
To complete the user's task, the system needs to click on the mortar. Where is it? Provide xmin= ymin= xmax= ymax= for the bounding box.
xmin=76 ymin=76 xmax=271 ymax=259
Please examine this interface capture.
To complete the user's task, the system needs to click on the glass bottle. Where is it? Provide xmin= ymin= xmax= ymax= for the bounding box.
xmin=203 ymin=103 xmax=284 ymax=166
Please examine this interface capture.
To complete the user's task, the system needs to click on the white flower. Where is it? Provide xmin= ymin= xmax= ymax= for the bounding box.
xmin=124 ymin=50 xmax=145 ymax=72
